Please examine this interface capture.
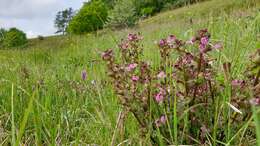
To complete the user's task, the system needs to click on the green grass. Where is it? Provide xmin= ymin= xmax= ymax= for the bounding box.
xmin=0 ymin=0 xmax=260 ymax=145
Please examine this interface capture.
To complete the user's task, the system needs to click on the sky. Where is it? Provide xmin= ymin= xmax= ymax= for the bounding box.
xmin=0 ymin=0 xmax=86 ymax=38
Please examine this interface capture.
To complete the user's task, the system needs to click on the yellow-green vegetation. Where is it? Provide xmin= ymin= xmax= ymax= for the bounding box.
xmin=0 ymin=0 xmax=259 ymax=145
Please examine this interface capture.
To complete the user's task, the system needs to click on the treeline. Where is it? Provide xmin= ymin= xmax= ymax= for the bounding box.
xmin=55 ymin=0 xmax=205 ymax=34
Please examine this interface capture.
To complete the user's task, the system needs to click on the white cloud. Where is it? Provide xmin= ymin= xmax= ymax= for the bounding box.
xmin=26 ymin=30 xmax=35 ymax=38
xmin=0 ymin=0 xmax=85 ymax=37
xmin=0 ymin=0 xmax=61 ymax=19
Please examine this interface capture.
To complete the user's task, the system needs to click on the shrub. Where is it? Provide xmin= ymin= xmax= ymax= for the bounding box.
xmin=0 ymin=28 xmax=7 ymax=45
xmin=106 ymin=0 xmax=137 ymax=28
xmin=3 ymin=28 xmax=27 ymax=48
xmin=102 ymin=30 xmax=259 ymax=145
xmin=37 ymin=35 xmax=44 ymax=41
xmin=140 ymin=6 xmax=156 ymax=17
xmin=135 ymin=0 xmax=164 ymax=16
xmin=67 ymin=0 xmax=108 ymax=34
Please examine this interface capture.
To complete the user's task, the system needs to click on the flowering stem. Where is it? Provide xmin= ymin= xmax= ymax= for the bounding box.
xmin=208 ymin=80 xmax=215 ymax=103
xmin=253 ymin=68 xmax=260 ymax=86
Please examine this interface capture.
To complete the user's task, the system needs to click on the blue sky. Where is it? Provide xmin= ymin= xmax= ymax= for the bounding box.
xmin=0 ymin=0 xmax=86 ymax=38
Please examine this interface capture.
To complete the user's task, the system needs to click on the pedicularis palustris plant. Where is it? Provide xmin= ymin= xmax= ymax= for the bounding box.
xmin=102 ymin=29 xmax=260 ymax=145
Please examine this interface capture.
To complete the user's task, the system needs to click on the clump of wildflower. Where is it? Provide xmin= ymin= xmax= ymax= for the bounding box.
xmin=246 ymin=49 xmax=260 ymax=107
xmin=102 ymin=29 xmax=234 ymax=145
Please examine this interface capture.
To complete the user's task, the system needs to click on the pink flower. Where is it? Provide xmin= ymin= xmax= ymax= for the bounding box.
xmin=155 ymin=88 xmax=166 ymax=103
xmin=102 ymin=49 xmax=113 ymax=60
xmin=126 ymin=63 xmax=138 ymax=71
xmin=167 ymin=35 xmax=176 ymax=44
xmin=120 ymin=42 xmax=129 ymax=50
xmin=157 ymin=71 xmax=166 ymax=79
xmin=127 ymin=33 xmax=142 ymax=42
xmin=131 ymin=76 xmax=139 ymax=82
xmin=186 ymin=37 xmax=196 ymax=45
xmin=128 ymin=33 xmax=137 ymax=41
xmin=231 ymin=79 xmax=245 ymax=88
xmin=213 ymin=43 xmax=222 ymax=50
xmin=201 ymin=37 xmax=209 ymax=45
xmin=176 ymin=91 xmax=184 ymax=97
xmin=199 ymin=37 xmax=209 ymax=53
xmin=155 ymin=115 xmax=167 ymax=127
xmin=183 ymin=53 xmax=193 ymax=64
xmin=160 ymin=115 xmax=166 ymax=124
xmin=159 ymin=39 xmax=167 ymax=47
xmin=199 ymin=44 xmax=207 ymax=53
xmin=249 ymin=97 xmax=260 ymax=106
xmin=155 ymin=93 xmax=164 ymax=103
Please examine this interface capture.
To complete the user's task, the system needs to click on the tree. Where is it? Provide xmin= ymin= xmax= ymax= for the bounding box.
xmin=67 ymin=0 xmax=108 ymax=34
xmin=107 ymin=0 xmax=137 ymax=28
xmin=3 ymin=28 xmax=27 ymax=48
xmin=54 ymin=8 xmax=74 ymax=34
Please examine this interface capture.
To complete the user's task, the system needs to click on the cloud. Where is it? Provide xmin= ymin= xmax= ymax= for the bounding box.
xmin=26 ymin=30 xmax=37 ymax=38
xmin=0 ymin=0 xmax=62 ymax=19
xmin=0 ymin=0 xmax=85 ymax=38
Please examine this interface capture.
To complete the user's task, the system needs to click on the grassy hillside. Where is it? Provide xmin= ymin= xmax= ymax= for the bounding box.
xmin=0 ymin=0 xmax=259 ymax=145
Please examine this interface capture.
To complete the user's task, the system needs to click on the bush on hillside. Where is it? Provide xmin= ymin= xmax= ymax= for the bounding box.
xmin=67 ymin=0 xmax=108 ymax=34
xmin=106 ymin=0 xmax=137 ymax=28
xmin=140 ymin=6 xmax=156 ymax=17
xmin=135 ymin=0 xmax=164 ymax=16
xmin=3 ymin=28 xmax=27 ymax=48
xmin=0 ymin=28 xmax=7 ymax=45
xmin=38 ymin=35 xmax=44 ymax=41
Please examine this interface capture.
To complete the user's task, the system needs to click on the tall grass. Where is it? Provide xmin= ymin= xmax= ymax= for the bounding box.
xmin=0 ymin=0 xmax=259 ymax=145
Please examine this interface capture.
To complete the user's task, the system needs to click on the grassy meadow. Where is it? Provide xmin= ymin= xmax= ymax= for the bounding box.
xmin=0 ymin=0 xmax=260 ymax=145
